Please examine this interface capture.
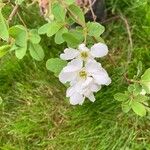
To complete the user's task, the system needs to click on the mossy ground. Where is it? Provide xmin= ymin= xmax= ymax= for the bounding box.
xmin=0 ymin=0 xmax=150 ymax=149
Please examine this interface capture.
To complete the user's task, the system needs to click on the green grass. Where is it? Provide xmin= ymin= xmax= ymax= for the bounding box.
xmin=0 ymin=0 xmax=150 ymax=149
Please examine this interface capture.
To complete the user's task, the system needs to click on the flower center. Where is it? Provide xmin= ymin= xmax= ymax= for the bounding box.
xmin=79 ymin=70 xmax=87 ymax=79
xmin=80 ymin=51 xmax=89 ymax=60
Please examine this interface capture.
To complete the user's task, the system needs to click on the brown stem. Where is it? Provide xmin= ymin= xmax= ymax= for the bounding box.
xmin=124 ymin=74 xmax=140 ymax=84
xmin=8 ymin=4 xmax=19 ymax=23
xmin=17 ymin=12 xmax=27 ymax=28
xmin=120 ymin=13 xmax=133 ymax=64
xmin=88 ymin=0 xmax=96 ymax=21
xmin=101 ymin=16 xmax=120 ymax=24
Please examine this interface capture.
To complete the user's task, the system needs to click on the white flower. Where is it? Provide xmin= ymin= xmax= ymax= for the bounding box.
xmin=60 ymin=43 xmax=108 ymax=62
xmin=66 ymin=79 xmax=101 ymax=105
xmin=59 ymin=59 xmax=111 ymax=86
xmin=59 ymin=43 xmax=111 ymax=105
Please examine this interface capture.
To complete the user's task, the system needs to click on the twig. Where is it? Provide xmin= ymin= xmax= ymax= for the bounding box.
xmin=17 ymin=12 xmax=27 ymax=28
xmin=88 ymin=0 xmax=96 ymax=21
xmin=91 ymin=0 xmax=96 ymax=6
xmin=8 ymin=4 xmax=19 ymax=23
xmin=107 ymin=53 xmax=117 ymax=67
xmin=124 ymin=74 xmax=140 ymax=84
xmin=120 ymin=14 xmax=133 ymax=64
xmin=101 ymin=15 xmax=120 ymax=24
xmin=27 ymin=0 xmax=38 ymax=8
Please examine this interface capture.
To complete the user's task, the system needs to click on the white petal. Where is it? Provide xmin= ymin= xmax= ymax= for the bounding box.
xmin=90 ymin=43 xmax=108 ymax=58
xmin=59 ymin=71 xmax=76 ymax=83
xmin=81 ymin=77 xmax=93 ymax=88
xmin=72 ymin=80 xmax=86 ymax=94
xmin=63 ymin=59 xmax=83 ymax=72
xmin=90 ymin=83 xmax=101 ymax=92
xmin=66 ymin=86 xmax=74 ymax=97
xmin=85 ymin=61 xmax=102 ymax=73
xmin=70 ymin=79 xmax=78 ymax=86
xmin=73 ymin=77 xmax=93 ymax=93
xmin=60 ymin=48 xmax=79 ymax=60
xmin=84 ymin=89 xmax=96 ymax=102
xmin=105 ymin=78 xmax=111 ymax=85
xmin=78 ymin=43 xmax=89 ymax=52
xmin=93 ymin=72 xmax=111 ymax=85
xmin=69 ymin=92 xmax=85 ymax=105
xmin=87 ymin=93 xmax=96 ymax=102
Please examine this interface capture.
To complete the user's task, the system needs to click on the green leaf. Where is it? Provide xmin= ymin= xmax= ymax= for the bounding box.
xmin=46 ymin=58 xmax=67 ymax=76
xmin=38 ymin=23 xmax=50 ymax=35
xmin=122 ymin=103 xmax=131 ymax=113
xmin=10 ymin=44 xmax=18 ymax=51
xmin=15 ymin=0 xmax=24 ymax=5
xmin=114 ymin=93 xmax=128 ymax=101
xmin=29 ymin=29 xmax=41 ymax=44
xmin=131 ymin=101 xmax=146 ymax=117
xmin=141 ymin=68 xmax=150 ymax=81
xmin=47 ymin=22 xmax=62 ymax=37
xmin=141 ymin=68 xmax=150 ymax=94
xmin=65 ymin=17 xmax=75 ymax=26
xmin=136 ymin=95 xmax=149 ymax=102
xmin=0 ymin=9 xmax=9 ymax=41
xmin=9 ymin=25 xmax=28 ymax=47
xmin=55 ymin=27 xmax=68 ymax=44
xmin=87 ymin=22 xmax=105 ymax=37
xmin=65 ymin=0 xmax=75 ymax=5
xmin=68 ymin=4 xmax=85 ymax=26
xmin=15 ymin=47 xmax=27 ymax=59
xmin=63 ymin=30 xmax=84 ymax=48
xmin=52 ymin=3 xmax=66 ymax=22
xmin=128 ymin=84 xmax=135 ymax=93
xmin=29 ymin=43 xmax=45 ymax=61
xmin=0 ymin=45 xmax=11 ymax=58
xmin=133 ymin=83 xmax=142 ymax=95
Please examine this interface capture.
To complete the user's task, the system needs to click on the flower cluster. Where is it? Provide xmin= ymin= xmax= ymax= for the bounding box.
xmin=59 ymin=43 xmax=111 ymax=105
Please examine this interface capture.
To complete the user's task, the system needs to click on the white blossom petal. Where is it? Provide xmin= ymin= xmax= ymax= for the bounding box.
xmin=69 ymin=92 xmax=85 ymax=105
xmin=66 ymin=86 xmax=74 ymax=97
xmin=71 ymin=80 xmax=86 ymax=94
xmin=90 ymin=43 xmax=108 ymax=58
xmin=90 ymin=84 xmax=101 ymax=92
xmin=59 ymin=71 xmax=76 ymax=84
xmin=60 ymin=48 xmax=79 ymax=60
xmin=81 ymin=77 xmax=93 ymax=88
xmin=86 ymin=93 xmax=95 ymax=102
xmin=78 ymin=43 xmax=89 ymax=52
xmin=93 ymin=72 xmax=111 ymax=85
xmin=63 ymin=59 xmax=83 ymax=72
xmin=85 ymin=61 xmax=102 ymax=73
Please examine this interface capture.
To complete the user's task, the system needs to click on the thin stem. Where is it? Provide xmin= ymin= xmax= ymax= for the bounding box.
xmin=88 ymin=0 xmax=96 ymax=21
xmin=124 ymin=74 xmax=141 ymax=84
xmin=120 ymin=13 xmax=133 ymax=64
xmin=8 ymin=4 xmax=19 ymax=23
xmin=17 ymin=12 xmax=27 ymax=28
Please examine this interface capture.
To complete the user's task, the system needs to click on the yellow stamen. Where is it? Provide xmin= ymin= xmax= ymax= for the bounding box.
xmin=80 ymin=51 xmax=89 ymax=59
xmin=79 ymin=70 xmax=87 ymax=79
